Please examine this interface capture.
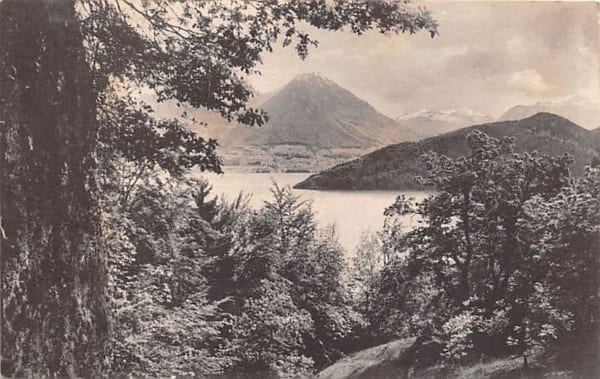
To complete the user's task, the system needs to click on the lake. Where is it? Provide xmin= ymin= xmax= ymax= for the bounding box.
xmin=195 ymin=170 xmax=429 ymax=255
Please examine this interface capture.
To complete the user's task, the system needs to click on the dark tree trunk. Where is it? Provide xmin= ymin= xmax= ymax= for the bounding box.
xmin=0 ymin=0 xmax=110 ymax=376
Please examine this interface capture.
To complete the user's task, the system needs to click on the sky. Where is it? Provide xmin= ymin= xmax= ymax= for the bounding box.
xmin=245 ymin=0 xmax=600 ymax=119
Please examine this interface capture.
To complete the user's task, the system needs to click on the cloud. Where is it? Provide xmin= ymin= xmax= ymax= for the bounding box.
xmin=247 ymin=1 xmax=598 ymax=117
xmin=508 ymin=69 xmax=552 ymax=94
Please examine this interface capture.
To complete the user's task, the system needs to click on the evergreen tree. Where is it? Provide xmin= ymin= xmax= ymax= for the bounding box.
xmin=107 ymin=175 xmax=228 ymax=375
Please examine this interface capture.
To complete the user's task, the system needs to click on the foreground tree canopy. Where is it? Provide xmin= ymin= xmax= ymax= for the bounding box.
xmin=374 ymin=132 xmax=599 ymax=372
xmin=0 ymin=0 xmax=437 ymax=376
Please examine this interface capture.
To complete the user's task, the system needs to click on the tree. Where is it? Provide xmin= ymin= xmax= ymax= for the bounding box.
xmin=106 ymin=175 xmax=229 ymax=375
xmin=0 ymin=1 xmax=109 ymax=376
xmin=515 ymin=165 xmax=600 ymax=371
xmin=350 ymin=231 xmax=383 ymax=320
xmin=212 ymin=185 xmax=359 ymax=373
xmin=227 ymin=279 xmax=314 ymax=377
xmin=261 ymin=186 xmax=357 ymax=369
xmin=96 ymin=91 xmax=221 ymax=209
xmin=382 ymin=131 xmax=575 ymax=364
xmin=2 ymin=0 xmax=437 ymax=375
xmin=370 ymin=254 xmax=447 ymax=343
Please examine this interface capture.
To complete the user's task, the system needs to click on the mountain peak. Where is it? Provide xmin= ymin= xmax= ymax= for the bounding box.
xmin=525 ymin=111 xmax=571 ymax=122
xmin=526 ymin=112 xmax=571 ymax=122
xmin=519 ymin=112 xmax=580 ymax=131
xmin=220 ymin=72 xmax=409 ymax=150
xmin=499 ymin=97 xmax=600 ymax=129
xmin=289 ymin=72 xmax=337 ymax=88
xmin=293 ymin=71 xmax=330 ymax=80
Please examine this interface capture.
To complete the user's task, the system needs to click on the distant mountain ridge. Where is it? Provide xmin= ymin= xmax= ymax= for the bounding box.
xmin=498 ymin=96 xmax=600 ymax=130
xmin=397 ymin=108 xmax=493 ymax=140
xmin=295 ymin=113 xmax=600 ymax=190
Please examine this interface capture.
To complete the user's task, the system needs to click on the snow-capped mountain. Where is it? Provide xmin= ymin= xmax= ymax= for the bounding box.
xmin=396 ymin=108 xmax=493 ymax=140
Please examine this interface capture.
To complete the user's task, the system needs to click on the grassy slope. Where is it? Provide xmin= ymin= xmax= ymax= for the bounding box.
xmin=316 ymin=338 xmax=417 ymax=379
xmin=295 ymin=113 xmax=600 ymax=191
xmin=316 ymin=337 xmax=599 ymax=379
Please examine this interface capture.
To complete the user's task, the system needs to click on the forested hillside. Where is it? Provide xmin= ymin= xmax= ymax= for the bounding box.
xmin=295 ymin=113 xmax=600 ymax=190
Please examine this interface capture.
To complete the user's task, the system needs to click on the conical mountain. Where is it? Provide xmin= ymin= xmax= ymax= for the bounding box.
xmin=220 ymin=73 xmax=411 ymax=150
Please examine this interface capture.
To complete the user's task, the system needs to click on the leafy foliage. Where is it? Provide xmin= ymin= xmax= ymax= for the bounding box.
xmin=81 ymin=3 xmax=436 ymax=372
xmin=84 ymin=3 xmax=437 ymax=373
xmin=228 ymin=279 xmax=315 ymax=377
xmin=3 ymin=0 xmax=440 ymax=376
xmin=351 ymin=231 xmax=383 ymax=316
xmin=78 ymin=0 xmax=437 ymax=124
xmin=375 ymin=130 xmax=598 ymax=368
xmin=517 ymin=165 xmax=600 ymax=341
xmin=106 ymin=175 xmax=230 ymax=375
xmin=104 ymin=176 xmax=365 ymax=377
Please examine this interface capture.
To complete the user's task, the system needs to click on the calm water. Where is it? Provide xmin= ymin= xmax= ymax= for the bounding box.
xmin=195 ymin=170 xmax=428 ymax=255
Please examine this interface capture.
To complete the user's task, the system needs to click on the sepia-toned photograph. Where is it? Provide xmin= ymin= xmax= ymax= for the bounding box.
xmin=1 ymin=0 xmax=598 ymax=377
